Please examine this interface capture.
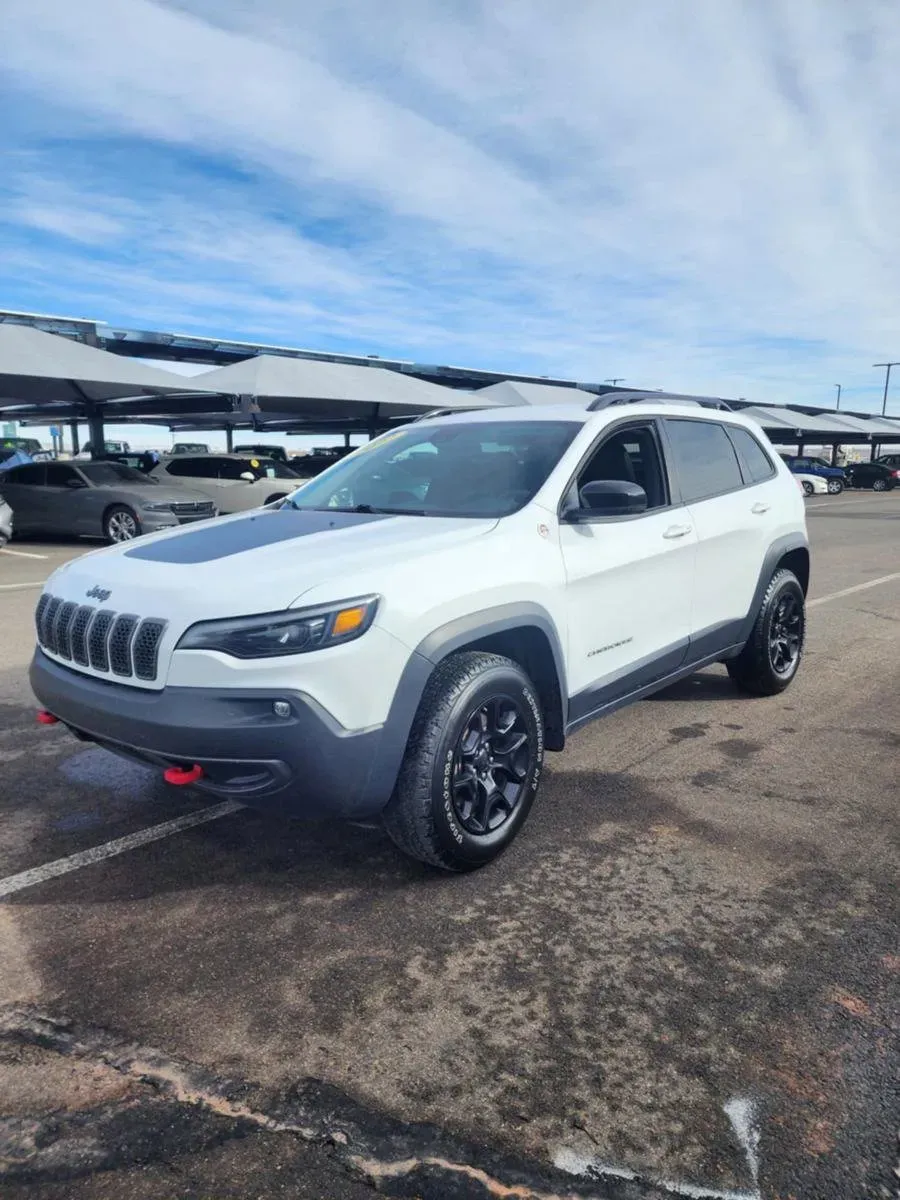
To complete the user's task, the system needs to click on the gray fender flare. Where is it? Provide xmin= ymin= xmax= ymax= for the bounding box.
xmin=360 ymin=603 xmax=567 ymax=810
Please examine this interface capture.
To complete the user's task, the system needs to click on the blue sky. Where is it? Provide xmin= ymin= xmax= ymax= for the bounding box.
xmin=3 ymin=0 xmax=900 ymax=443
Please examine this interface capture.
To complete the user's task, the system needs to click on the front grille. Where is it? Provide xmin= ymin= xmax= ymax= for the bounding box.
xmin=36 ymin=593 xmax=167 ymax=683
xmin=170 ymin=501 xmax=214 ymax=515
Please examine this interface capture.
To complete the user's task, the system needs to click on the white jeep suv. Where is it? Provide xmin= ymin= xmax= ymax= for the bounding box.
xmin=31 ymin=396 xmax=809 ymax=871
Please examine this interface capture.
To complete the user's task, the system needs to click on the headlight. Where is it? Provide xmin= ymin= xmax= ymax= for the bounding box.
xmin=176 ymin=596 xmax=379 ymax=659
xmin=141 ymin=501 xmax=176 ymax=512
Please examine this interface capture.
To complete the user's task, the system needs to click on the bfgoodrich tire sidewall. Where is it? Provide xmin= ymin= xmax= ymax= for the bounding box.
xmin=428 ymin=669 xmax=544 ymax=866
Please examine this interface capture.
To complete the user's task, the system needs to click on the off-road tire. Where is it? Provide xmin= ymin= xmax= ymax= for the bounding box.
xmin=383 ymin=652 xmax=544 ymax=871
xmin=726 ymin=569 xmax=805 ymax=696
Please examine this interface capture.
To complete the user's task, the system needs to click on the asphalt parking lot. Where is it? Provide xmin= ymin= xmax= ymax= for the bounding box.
xmin=1 ymin=492 xmax=898 ymax=1200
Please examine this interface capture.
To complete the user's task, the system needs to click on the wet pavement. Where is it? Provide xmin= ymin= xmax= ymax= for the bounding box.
xmin=1 ymin=494 xmax=898 ymax=1199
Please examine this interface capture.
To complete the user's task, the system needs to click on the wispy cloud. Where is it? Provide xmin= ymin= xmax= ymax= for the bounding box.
xmin=2 ymin=0 xmax=900 ymax=411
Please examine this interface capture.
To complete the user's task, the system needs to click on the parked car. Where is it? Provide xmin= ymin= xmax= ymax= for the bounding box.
xmin=0 ymin=492 xmax=12 ymax=546
xmin=780 ymin=455 xmax=845 ymax=494
xmin=844 ymin=461 xmax=899 ymax=491
xmin=32 ymin=400 xmax=809 ymax=871
xmin=874 ymin=453 xmax=900 ymax=470
xmin=0 ymin=460 xmax=216 ymax=543
xmin=80 ymin=440 xmax=131 ymax=457
xmin=233 ymin=443 xmax=289 ymax=463
xmin=172 ymin=442 xmax=210 ymax=455
xmin=149 ymin=453 xmax=301 ymax=513
xmin=289 ymin=447 xmax=354 ymax=477
xmin=102 ymin=452 xmax=160 ymax=473
xmin=793 ymin=472 xmax=828 ymax=496
xmin=1 ymin=436 xmax=44 ymax=456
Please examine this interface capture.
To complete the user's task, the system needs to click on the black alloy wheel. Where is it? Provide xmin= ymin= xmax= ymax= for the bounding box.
xmin=451 ymin=696 xmax=531 ymax=835
xmin=726 ymin=568 xmax=806 ymax=696
xmin=768 ymin=591 xmax=803 ymax=677
xmin=383 ymin=651 xmax=544 ymax=871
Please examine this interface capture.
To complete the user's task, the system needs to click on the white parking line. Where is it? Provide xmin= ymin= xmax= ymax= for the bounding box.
xmin=0 ymin=581 xmax=43 ymax=591
xmin=809 ymin=572 xmax=900 ymax=608
xmin=0 ymin=801 xmax=243 ymax=899
xmin=0 ymin=547 xmax=49 ymax=559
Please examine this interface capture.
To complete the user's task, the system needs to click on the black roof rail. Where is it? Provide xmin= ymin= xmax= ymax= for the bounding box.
xmin=587 ymin=390 xmax=733 ymax=413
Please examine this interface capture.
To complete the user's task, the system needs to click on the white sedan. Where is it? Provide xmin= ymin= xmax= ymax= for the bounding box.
xmin=794 ymin=472 xmax=829 ymax=496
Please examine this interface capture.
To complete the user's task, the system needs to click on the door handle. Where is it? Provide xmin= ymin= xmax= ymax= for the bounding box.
xmin=751 ymin=502 xmax=771 ymax=514
xmin=663 ymin=524 xmax=692 ymax=539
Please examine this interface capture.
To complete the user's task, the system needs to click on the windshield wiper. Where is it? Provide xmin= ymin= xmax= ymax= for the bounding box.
xmin=292 ymin=502 xmax=429 ymax=516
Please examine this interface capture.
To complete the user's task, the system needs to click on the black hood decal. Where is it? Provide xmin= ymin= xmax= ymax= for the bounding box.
xmin=124 ymin=508 xmax=392 ymax=564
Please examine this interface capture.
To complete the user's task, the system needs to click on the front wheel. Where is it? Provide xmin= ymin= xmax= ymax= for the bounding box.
xmin=383 ymin=652 xmax=544 ymax=871
xmin=727 ymin=569 xmax=805 ymax=696
xmin=104 ymin=505 xmax=141 ymax=543
xmin=826 ymin=478 xmax=843 ymax=494
xmin=264 ymin=493 xmax=288 ymax=506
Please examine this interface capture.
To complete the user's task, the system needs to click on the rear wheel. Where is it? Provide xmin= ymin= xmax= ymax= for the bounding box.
xmin=383 ymin=652 xmax=544 ymax=871
xmin=104 ymin=505 xmax=141 ymax=543
xmin=801 ymin=480 xmax=814 ymax=496
xmin=727 ymin=569 xmax=805 ymax=696
xmin=873 ymin=477 xmax=887 ymax=491
xmin=826 ymin=478 xmax=843 ymax=494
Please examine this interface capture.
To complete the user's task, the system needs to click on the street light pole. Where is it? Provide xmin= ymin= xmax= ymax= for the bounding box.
xmin=604 ymin=377 xmax=625 ymax=386
xmin=834 ymin=383 xmax=842 ymax=409
xmin=873 ymin=362 xmax=900 ymax=416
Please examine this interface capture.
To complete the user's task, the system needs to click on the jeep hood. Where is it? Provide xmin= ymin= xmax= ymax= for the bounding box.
xmin=47 ymin=507 xmax=497 ymax=622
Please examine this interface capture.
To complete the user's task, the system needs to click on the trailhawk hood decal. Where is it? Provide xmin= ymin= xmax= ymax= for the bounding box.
xmin=124 ymin=506 xmax=389 ymax=563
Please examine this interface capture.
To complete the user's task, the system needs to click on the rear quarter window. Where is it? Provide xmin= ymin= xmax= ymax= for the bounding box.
xmin=725 ymin=426 xmax=776 ymax=484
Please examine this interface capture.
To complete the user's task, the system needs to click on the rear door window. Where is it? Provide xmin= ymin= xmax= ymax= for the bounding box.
xmin=3 ymin=464 xmax=45 ymax=485
xmin=664 ymin=419 xmax=745 ymax=503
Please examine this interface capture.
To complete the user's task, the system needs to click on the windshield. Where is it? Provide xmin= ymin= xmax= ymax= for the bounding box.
xmin=79 ymin=462 xmax=155 ymax=486
xmin=286 ymin=420 xmax=580 ymax=517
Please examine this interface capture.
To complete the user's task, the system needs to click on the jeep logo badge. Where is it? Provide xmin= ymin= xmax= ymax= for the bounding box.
xmin=86 ymin=585 xmax=111 ymax=602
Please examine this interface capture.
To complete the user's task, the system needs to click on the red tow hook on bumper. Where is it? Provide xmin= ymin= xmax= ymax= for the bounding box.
xmin=163 ymin=764 xmax=205 ymax=786
xmin=36 ymin=710 xmax=59 ymax=725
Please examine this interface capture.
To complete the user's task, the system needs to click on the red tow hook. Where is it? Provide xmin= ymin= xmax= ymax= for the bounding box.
xmin=36 ymin=710 xmax=59 ymax=725
xmin=163 ymin=763 xmax=204 ymax=786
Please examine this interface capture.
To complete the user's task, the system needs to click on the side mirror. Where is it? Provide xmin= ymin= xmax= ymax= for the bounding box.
xmin=66 ymin=478 xmax=87 ymax=489
xmin=239 ymin=472 xmax=256 ymax=483
xmin=568 ymin=479 xmax=648 ymax=520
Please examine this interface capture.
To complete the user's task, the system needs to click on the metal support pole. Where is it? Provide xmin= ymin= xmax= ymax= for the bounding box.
xmin=343 ymin=432 xmax=351 ymax=448
xmin=86 ymin=406 xmax=105 ymax=459
xmin=834 ymin=383 xmax=841 ymax=409
xmin=69 ymin=420 xmax=80 ymax=456
xmin=225 ymin=426 xmax=233 ymax=452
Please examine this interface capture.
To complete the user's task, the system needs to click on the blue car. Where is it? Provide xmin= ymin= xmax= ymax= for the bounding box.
xmin=780 ymin=455 xmax=846 ymax=494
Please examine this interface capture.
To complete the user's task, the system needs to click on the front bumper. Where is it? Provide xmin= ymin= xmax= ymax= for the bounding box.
xmin=140 ymin=511 xmax=215 ymax=533
xmin=30 ymin=649 xmax=390 ymax=819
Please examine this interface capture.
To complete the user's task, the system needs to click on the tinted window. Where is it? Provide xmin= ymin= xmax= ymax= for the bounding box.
xmin=287 ymin=420 xmax=581 ymax=518
xmin=665 ymin=419 xmax=744 ymax=503
xmin=44 ymin=464 xmax=82 ymax=486
xmin=166 ymin=457 xmax=219 ymax=479
xmin=79 ymin=462 xmax=154 ymax=486
xmin=3 ymin=464 xmax=44 ymax=485
xmin=726 ymin=427 xmax=776 ymax=484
